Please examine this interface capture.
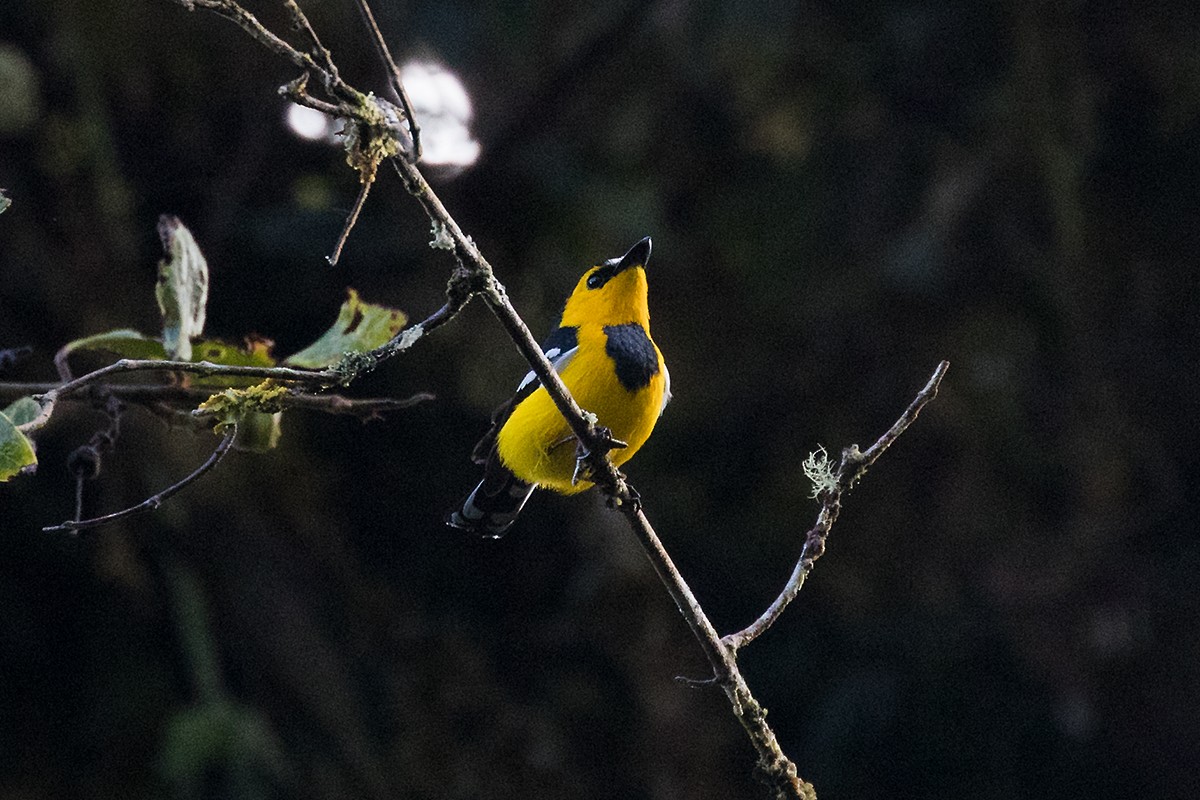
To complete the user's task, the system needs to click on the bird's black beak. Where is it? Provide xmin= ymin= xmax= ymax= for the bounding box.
xmin=616 ymin=236 xmax=652 ymax=272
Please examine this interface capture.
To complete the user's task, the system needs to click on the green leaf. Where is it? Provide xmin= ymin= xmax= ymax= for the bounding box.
xmin=189 ymin=337 xmax=276 ymax=369
xmin=57 ymin=328 xmax=168 ymax=363
xmin=189 ymin=336 xmax=277 ymax=387
xmin=0 ymin=409 xmax=37 ymax=481
xmin=56 ymin=329 xmax=277 ymax=391
xmin=3 ymin=396 xmax=42 ymax=426
xmin=283 ymin=289 xmax=406 ymax=368
xmin=156 ymin=215 xmax=209 ymax=361
xmin=0 ymin=189 xmax=10 ymax=215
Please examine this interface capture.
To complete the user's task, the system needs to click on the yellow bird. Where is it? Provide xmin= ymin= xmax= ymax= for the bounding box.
xmin=448 ymin=237 xmax=670 ymax=537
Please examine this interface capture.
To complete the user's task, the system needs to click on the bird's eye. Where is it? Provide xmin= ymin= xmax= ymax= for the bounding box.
xmin=587 ymin=272 xmax=603 ymax=289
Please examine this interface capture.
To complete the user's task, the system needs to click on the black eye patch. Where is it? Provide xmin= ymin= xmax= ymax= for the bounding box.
xmin=586 ymin=258 xmax=621 ymax=290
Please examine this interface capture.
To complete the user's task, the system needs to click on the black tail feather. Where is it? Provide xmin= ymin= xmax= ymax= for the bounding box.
xmin=446 ymin=469 xmax=536 ymax=538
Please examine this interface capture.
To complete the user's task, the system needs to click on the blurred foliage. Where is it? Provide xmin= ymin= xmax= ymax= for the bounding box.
xmin=2 ymin=1 xmax=1199 ymax=799
xmin=0 ymin=400 xmax=38 ymax=480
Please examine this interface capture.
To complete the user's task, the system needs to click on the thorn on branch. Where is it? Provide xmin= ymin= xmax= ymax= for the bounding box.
xmin=675 ymin=673 xmax=720 ymax=689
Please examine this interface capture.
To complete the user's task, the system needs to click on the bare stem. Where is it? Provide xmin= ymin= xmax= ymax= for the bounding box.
xmin=621 ymin=503 xmax=814 ymax=799
xmin=43 ymin=426 xmax=238 ymax=533
xmin=326 ymin=177 xmax=373 ymax=266
xmin=281 ymin=0 xmax=340 ymax=88
xmin=175 ymin=0 xmax=331 ymax=85
xmin=53 ymin=358 xmax=335 ymax=397
xmin=722 ymin=361 xmax=950 ymax=652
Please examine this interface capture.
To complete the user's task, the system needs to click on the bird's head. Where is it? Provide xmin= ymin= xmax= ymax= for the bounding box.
xmin=560 ymin=237 xmax=653 ymax=328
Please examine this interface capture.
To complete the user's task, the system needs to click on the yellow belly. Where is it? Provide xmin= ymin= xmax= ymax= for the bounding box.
xmin=496 ymin=342 xmax=666 ymax=494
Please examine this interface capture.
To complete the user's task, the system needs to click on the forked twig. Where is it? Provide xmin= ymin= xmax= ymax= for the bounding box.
xmin=44 ymin=426 xmax=238 ymax=533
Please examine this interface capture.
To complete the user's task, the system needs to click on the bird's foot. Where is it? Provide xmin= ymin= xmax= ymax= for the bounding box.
xmin=570 ymin=426 xmax=627 ymax=486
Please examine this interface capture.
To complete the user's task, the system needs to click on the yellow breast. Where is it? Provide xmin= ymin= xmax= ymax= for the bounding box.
xmin=496 ymin=325 xmax=666 ymax=494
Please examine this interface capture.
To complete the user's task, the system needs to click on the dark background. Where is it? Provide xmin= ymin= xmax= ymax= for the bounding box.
xmin=2 ymin=1 xmax=1198 ymax=798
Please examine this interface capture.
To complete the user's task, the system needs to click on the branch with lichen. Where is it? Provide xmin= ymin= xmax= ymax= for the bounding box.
xmin=722 ymin=361 xmax=949 ymax=653
xmin=90 ymin=4 xmax=950 ymax=798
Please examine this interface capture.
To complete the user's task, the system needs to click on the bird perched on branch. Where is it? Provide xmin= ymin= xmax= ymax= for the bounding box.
xmin=448 ymin=237 xmax=670 ymax=537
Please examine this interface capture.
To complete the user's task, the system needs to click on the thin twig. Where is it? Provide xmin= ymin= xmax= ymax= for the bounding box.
xmin=721 ymin=361 xmax=950 ymax=652
xmin=3 ymin=381 xmax=431 ymax=437
xmin=74 ymin=474 xmax=85 ymax=523
xmin=43 ymin=426 xmax=238 ymax=533
xmin=368 ymin=286 xmax=477 ymax=365
xmin=52 ymin=358 xmax=335 ymax=398
xmin=326 ymin=178 xmax=372 ymax=266
xmin=282 ymin=0 xmax=340 ymax=88
xmin=279 ymin=72 xmax=343 ymax=115
xmin=353 ymin=0 xmax=421 ymax=159
xmin=176 ymin=0 xmax=331 ymax=85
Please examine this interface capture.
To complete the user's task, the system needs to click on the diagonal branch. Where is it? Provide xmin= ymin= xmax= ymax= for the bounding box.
xmin=619 ymin=502 xmax=813 ymax=799
xmin=158 ymin=4 xmax=951 ymax=798
xmin=326 ymin=177 xmax=373 ymax=266
xmin=281 ymin=0 xmax=341 ymax=87
xmin=167 ymin=2 xmax=810 ymax=794
xmin=173 ymin=0 xmax=332 ymax=85
xmin=722 ymin=361 xmax=950 ymax=652
xmin=385 ymin=100 xmax=812 ymax=800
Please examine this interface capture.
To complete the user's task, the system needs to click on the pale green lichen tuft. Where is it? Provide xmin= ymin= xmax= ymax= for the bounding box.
xmin=429 ymin=221 xmax=455 ymax=251
xmin=802 ymin=445 xmax=838 ymax=498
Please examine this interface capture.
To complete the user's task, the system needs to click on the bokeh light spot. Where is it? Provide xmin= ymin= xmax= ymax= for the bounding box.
xmin=400 ymin=59 xmax=481 ymax=171
xmin=285 ymin=103 xmax=336 ymax=142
